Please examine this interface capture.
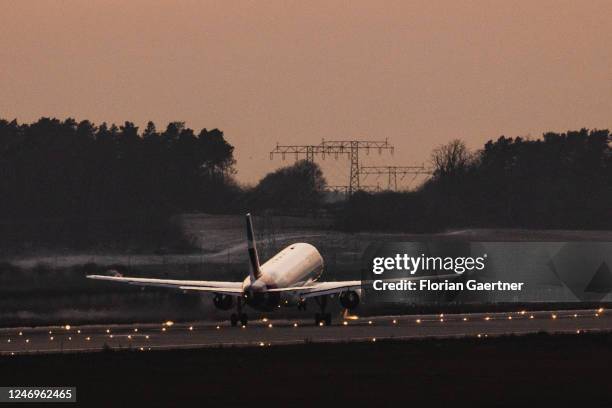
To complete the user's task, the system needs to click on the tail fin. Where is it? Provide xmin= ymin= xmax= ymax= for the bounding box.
xmin=245 ymin=213 xmax=262 ymax=281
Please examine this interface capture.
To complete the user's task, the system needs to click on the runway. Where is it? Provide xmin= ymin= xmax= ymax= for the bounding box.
xmin=0 ymin=308 xmax=609 ymax=355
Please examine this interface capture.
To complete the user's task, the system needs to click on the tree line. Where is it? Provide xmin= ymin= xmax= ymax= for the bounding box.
xmin=0 ymin=118 xmax=238 ymax=246
xmin=1 ymin=118 xmax=610 ymax=247
xmin=0 ymin=117 xmax=330 ymax=247
xmin=340 ymin=129 xmax=612 ymax=231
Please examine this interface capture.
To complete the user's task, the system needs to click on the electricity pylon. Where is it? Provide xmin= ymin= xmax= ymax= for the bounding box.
xmin=270 ymin=139 xmax=394 ymax=195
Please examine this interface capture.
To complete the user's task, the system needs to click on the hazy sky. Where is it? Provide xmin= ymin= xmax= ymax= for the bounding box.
xmin=2 ymin=1 xmax=611 ymax=186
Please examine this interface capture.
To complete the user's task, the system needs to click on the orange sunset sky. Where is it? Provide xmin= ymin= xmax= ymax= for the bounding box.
xmin=1 ymin=0 xmax=611 ymax=186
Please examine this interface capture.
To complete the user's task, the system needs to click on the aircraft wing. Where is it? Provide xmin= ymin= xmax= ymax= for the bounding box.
xmin=86 ymin=274 xmax=243 ymax=292
xmin=266 ymin=281 xmax=361 ymax=298
xmin=266 ymin=274 xmax=459 ymax=298
xmin=87 ymin=272 xmax=459 ymax=298
xmin=178 ymin=286 xmax=245 ymax=295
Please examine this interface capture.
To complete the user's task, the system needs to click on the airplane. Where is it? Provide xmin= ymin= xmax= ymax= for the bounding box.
xmin=87 ymin=213 xmax=364 ymax=326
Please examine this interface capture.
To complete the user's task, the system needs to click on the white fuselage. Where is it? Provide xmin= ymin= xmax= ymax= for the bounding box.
xmin=242 ymin=243 xmax=324 ymax=292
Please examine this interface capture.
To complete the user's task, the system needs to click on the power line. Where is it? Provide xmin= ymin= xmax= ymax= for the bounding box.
xmin=270 ymin=139 xmax=393 ymax=195
xmin=359 ymin=166 xmax=432 ymax=191
xmin=270 ymin=138 xmax=431 ymax=195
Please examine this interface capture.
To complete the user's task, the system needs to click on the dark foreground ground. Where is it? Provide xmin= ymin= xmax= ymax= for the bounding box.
xmin=1 ymin=332 xmax=611 ymax=407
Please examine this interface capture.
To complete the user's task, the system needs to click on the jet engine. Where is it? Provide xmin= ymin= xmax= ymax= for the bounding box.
xmin=339 ymin=290 xmax=360 ymax=310
xmin=213 ymin=293 xmax=234 ymax=310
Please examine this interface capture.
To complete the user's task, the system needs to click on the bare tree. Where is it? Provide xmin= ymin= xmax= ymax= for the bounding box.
xmin=430 ymin=139 xmax=472 ymax=177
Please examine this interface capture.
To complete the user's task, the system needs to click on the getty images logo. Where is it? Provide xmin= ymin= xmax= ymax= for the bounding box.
xmin=372 ymin=253 xmax=487 ymax=275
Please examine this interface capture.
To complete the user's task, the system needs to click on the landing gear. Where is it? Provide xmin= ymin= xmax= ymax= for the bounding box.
xmin=314 ymin=296 xmax=331 ymax=326
xmin=230 ymin=297 xmax=249 ymax=327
